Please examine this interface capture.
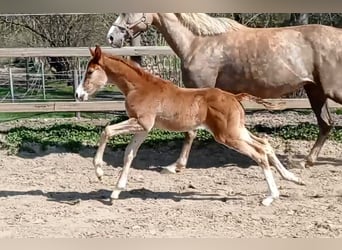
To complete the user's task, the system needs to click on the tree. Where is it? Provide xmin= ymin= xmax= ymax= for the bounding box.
xmin=289 ymin=13 xmax=309 ymax=25
xmin=0 ymin=14 xmax=117 ymax=81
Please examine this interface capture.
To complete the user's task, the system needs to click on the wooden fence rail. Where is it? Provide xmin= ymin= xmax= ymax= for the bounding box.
xmin=0 ymin=99 xmax=340 ymax=113
xmin=0 ymin=46 xmax=175 ymax=58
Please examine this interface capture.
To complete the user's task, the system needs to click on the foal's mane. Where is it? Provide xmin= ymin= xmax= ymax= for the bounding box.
xmin=105 ymin=53 xmax=171 ymax=84
xmin=174 ymin=13 xmax=245 ymax=36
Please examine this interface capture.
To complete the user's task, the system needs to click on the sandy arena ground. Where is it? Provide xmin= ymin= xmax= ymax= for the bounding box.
xmin=0 ymin=111 xmax=341 ymax=238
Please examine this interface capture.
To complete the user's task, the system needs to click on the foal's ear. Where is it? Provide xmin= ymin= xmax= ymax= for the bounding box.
xmin=94 ymin=45 xmax=102 ymax=60
xmin=89 ymin=45 xmax=102 ymax=61
xmin=89 ymin=47 xmax=95 ymax=57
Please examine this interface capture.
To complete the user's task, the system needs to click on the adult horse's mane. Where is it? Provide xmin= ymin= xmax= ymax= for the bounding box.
xmin=174 ymin=13 xmax=246 ymax=36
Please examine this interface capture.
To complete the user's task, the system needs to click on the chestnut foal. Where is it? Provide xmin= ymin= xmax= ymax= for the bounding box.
xmin=76 ymin=45 xmax=304 ymax=206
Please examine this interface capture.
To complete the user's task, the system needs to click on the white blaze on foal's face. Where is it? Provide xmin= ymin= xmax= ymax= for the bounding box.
xmin=76 ymin=48 xmax=108 ymax=101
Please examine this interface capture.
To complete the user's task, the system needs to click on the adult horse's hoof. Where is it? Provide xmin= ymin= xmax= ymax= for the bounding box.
xmin=304 ymin=159 xmax=315 ymax=168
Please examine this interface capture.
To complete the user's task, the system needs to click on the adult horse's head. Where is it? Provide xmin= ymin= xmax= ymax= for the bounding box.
xmin=106 ymin=13 xmax=153 ymax=48
xmin=76 ymin=46 xmax=108 ymax=101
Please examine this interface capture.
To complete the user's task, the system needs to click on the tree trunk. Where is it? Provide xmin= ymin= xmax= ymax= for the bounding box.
xmin=289 ymin=13 xmax=309 ymax=25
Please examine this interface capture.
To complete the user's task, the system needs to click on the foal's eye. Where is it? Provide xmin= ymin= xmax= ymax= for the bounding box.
xmin=87 ymin=69 xmax=94 ymax=75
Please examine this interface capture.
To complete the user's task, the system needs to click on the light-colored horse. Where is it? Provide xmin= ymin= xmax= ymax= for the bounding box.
xmin=75 ymin=45 xmax=304 ymax=206
xmin=107 ymin=13 xmax=342 ymax=169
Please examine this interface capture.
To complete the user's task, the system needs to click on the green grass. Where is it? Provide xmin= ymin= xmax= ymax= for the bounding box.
xmin=0 ymin=79 xmax=123 ymax=122
xmin=2 ymin=117 xmax=341 ymax=154
xmin=0 ymin=80 xmax=121 ymax=102
xmin=251 ymin=123 xmax=342 ymax=142
xmin=0 ymin=112 xmax=75 ymax=121
xmin=3 ymin=123 xmax=187 ymax=154
xmin=0 ymin=81 xmax=73 ymax=101
xmin=0 ymin=111 xmax=121 ymax=122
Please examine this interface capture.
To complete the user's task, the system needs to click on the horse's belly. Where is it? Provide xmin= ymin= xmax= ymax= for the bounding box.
xmin=154 ymin=116 xmax=201 ymax=132
xmin=215 ymin=67 xmax=309 ymax=98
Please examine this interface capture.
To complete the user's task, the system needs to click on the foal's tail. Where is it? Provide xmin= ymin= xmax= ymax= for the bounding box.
xmin=235 ymin=93 xmax=286 ymax=110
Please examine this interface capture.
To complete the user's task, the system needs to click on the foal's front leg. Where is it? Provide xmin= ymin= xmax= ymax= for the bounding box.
xmin=93 ymin=118 xmax=145 ymax=180
xmin=111 ymin=131 xmax=148 ymax=199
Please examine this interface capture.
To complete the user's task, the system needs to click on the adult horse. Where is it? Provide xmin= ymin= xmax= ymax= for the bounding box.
xmin=106 ymin=13 xmax=342 ymax=169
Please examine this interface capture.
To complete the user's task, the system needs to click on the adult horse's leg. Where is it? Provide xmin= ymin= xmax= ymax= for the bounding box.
xmin=159 ymin=130 xmax=197 ymax=174
xmin=303 ymin=84 xmax=333 ymax=167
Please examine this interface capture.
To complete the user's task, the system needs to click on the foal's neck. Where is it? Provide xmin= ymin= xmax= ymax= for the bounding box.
xmin=102 ymin=55 xmax=144 ymax=96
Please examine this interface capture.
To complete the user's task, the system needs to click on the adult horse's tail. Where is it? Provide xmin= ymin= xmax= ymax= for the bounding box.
xmin=235 ymin=93 xmax=286 ymax=110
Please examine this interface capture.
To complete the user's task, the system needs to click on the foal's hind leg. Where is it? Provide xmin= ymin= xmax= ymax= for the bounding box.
xmin=248 ymin=131 xmax=305 ymax=185
xmin=304 ymin=84 xmax=333 ymax=167
xmin=93 ymin=118 xmax=145 ymax=180
xmin=160 ymin=130 xmax=197 ymax=174
xmin=214 ymin=130 xmax=280 ymax=206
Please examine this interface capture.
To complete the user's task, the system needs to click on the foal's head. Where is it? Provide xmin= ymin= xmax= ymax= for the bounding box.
xmin=76 ymin=46 xmax=108 ymax=101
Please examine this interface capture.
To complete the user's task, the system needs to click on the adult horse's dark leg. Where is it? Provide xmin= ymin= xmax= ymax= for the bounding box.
xmin=303 ymin=84 xmax=333 ymax=167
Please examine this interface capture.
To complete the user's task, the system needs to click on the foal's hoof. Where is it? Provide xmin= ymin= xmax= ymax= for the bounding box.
xmin=160 ymin=166 xmax=177 ymax=174
xmin=295 ymin=178 xmax=306 ymax=186
xmin=261 ymin=197 xmax=275 ymax=206
xmin=159 ymin=163 xmax=185 ymax=174
xmin=110 ymin=190 xmax=122 ymax=200
xmin=95 ymin=167 xmax=104 ymax=181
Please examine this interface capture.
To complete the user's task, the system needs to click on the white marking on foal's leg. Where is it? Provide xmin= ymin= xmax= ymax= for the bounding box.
xmin=95 ymin=166 xmax=104 ymax=180
xmin=265 ymin=143 xmax=305 ymax=186
xmin=111 ymin=132 xmax=148 ymax=200
xmin=93 ymin=130 xmax=108 ymax=181
xmin=93 ymin=118 xmax=143 ymax=181
xmin=262 ymin=168 xmax=280 ymax=206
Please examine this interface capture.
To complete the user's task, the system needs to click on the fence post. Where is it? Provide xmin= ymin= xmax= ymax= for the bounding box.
xmin=9 ymin=68 xmax=14 ymax=103
xmin=25 ymin=58 xmax=30 ymax=90
xmin=78 ymin=57 xmax=82 ymax=83
xmin=73 ymin=67 xmax=81 ymax=119
xmin=41 ymin=60 xmax=46 ymax=100
xmin=130 ymin=36 xmax=142 ymax=66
